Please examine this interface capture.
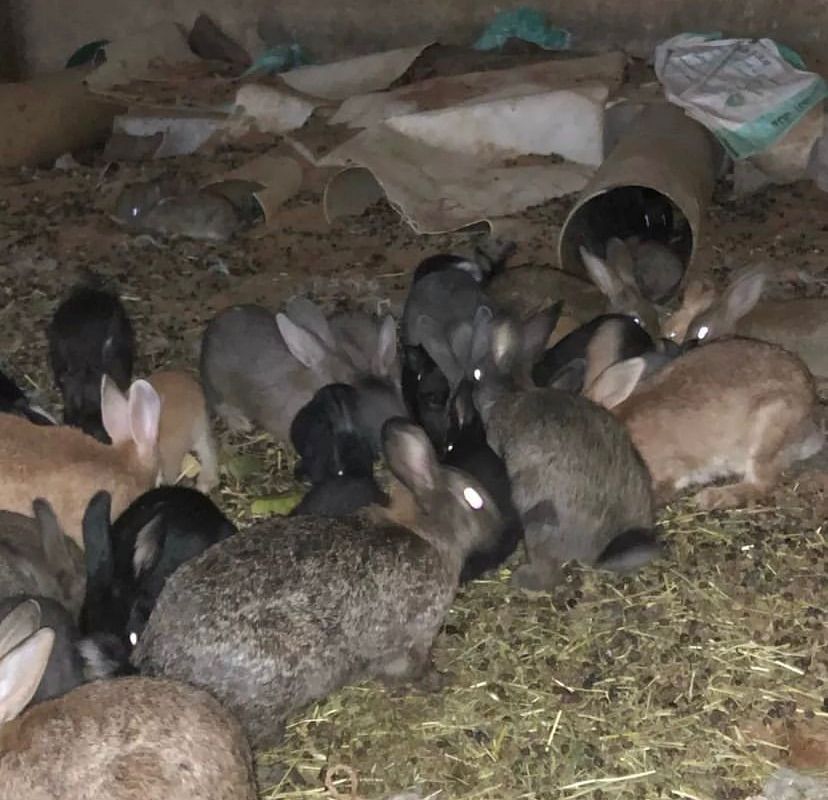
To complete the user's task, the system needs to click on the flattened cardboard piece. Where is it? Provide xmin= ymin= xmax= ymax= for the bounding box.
xmin=321 ymin=125 xmax=593 ymax=234
xmin=331 ymin=51 xmax=626 ymax=129
xmin=279 ymin=43 xmax=436 ymax=101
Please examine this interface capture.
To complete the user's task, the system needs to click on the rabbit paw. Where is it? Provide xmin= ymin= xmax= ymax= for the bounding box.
xmin=693 ymin=483 xmax=763 ymax=511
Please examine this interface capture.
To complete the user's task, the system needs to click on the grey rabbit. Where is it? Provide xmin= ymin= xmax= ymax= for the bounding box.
xmin=132 ymin=418 xmax=502 ymax=749
xmin=473 ymin=317 xmax=661 ymax=591
xmin=0 ymin=596 xmax=123 ymax=709
xmin=201 ymin=299 xmax=401 ymax=443
xmin=0 ymin=499 xmax=85 ymax=620
xmin=579 ymin=239 xmax=663 ymax=335
xmin=114 ymin=179 xmax=240 ymax=242
xmin=0 ymin=599 xmax=257 ymax=800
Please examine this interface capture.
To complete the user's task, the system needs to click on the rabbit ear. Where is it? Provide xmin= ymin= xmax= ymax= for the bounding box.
xmin=490 ymin=319 xmax=521 ymax=373
xmin=128 ymin=380 xmax=161 ymax=463
xmin=548 ymin=359 xmax=587 ymax=393
xmin=373 ymin=315 xmax=398 ymax=377
xmin=382 ymin=418 xmax=440 ymax=498
xmin=521 ymin=302 xmax=562 ymax=364
xmin=284 ymin=297 xmax=335 ymax=349
xmin=450 ymin=380 xmax=477 ymax=431
xmin=277 ymin=313 xmax=330 ymax=369
xmin=133 ymin=514 xmax=166 ymax=578
xmin=83 ymin=491 xmax=114 ymax=588
xmin=33 ymin=498 xmax=73 ymax=574
xmin=585 ymin=357 xmax=648 ymax=409
xmin=0 ymin=627 xmax=55 ymax=724
xmin=580 ymin=245 xmax=627 ymax=304
xmin=101 ymin=374 xmax=132 ymax=445
xmin=720 ymin=265 xmax=767 ymax=326
xmin=417 ymin=316 xmax=464 ymax=386
xmin=0 ymin=599 xmax=42 ymax=660
xmin=469 ymin=306 xmax=494 ymax=369
xmin=606 ymin=238 xmax=639 ymax=290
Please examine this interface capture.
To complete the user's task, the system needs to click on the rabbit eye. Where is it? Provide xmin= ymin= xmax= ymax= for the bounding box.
xmin=473 ymin=368 xmax=482 ymax=381
xmin=129 ymin=631 xmax=138 ymax=646
xmin=463 ymin=486 xmax=484 ymax=509
xmin=446 ymin=443 xmax=454 ymax=453
xmin=696 ymin=324 xmax=710 ymax=340
xmin=632 ymin=316 xmax=642 ymax=326
xmin=336 ymin=469 xmax=344 ymax=477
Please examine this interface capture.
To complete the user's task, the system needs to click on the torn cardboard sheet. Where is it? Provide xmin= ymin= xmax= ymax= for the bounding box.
xmin=85 ymin=22 xmax=200 ymax=91
xmin=384 ymin=84 xmax=609 ymax=166
xmin=279 ymin=43 xmax=435 ymax=101
xmin=229 ymin=83 xmax=321 ymax=135
xmin=320 ymin=125 xmax=593 ymax=234
xmin=208 ymin=153 xmax=304 ymax=225
xmin=331 ymin=51 xmax=626 ymax=129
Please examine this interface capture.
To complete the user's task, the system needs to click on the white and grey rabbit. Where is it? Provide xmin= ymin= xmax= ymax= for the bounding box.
xmin=132 ymin=418 xmax=503 ymax=749
xmin=200 ymin=298 xmax=403 ymax=444
xmin=472 ymin=317 xmax=661 ymax=591
xmin=0 ymin=599 xmax=257 ymax=800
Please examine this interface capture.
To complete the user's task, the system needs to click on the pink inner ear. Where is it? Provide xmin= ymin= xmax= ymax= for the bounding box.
xmin=128 ymin=381 xmax=162 ymax=461
xmin=101 ymin=376 xmax=132 ymax=445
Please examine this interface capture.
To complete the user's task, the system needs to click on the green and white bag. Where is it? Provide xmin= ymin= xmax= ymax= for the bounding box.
xmin=654 ymin=33 xmax=828 ymax=159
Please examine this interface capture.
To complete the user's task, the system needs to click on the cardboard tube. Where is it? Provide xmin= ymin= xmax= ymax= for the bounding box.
xmin=558 ymin=102 xmax=720 ymax=286
xmin=0 ymin=68 xmax=122 ymax=168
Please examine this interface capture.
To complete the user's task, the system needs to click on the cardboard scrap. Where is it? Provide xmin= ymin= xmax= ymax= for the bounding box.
xmin=280 ymin=43 xmax=436 ymax=101
xmin=331 ymin=51 xmax=626 ymax=129
xmin=206 ymin=152 xmax=304 ymax=226
xmin=320 ymin=126 xmax=593 ymax=234
xmin=229 ymin=83 xmax=321 ymax=135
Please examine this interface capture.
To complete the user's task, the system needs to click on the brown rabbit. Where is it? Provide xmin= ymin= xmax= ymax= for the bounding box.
xmin=0 ymin=599 xmax=256 ymax=800
xmin=585 ymin=336 xmax=824 ymax=509
xmin=0 ymin=377 xmax=161 ymax=548
xmin=661 ymin=264 xmax=828 ymax=381
xmin=146 ymin=370 xmax=219 ymax=493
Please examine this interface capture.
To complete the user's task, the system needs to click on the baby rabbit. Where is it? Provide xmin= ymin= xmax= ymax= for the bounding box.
xmin=201 ymin=300 xmax=400 ymax=443
xmin=442 ymin=381 xmax=523 ymax=583
xmin=585 ymin=337 xmax=824 ymax=510
xmin=147 ymin=369 xmax=219 ymax=493
xmin=0 ymin=600 xmax=257 ymax=800
xmin=81 ymin=488 xmax=236 ymax=650
xmin=0 ymin=366 xmax=56 ymax=426
xmin=47 ymin=279 xmax=135 ymax=443
xmin=132 ymin=418 xmax=502 ymax=749
xmin=291 ymin=384 xmax=375 ymax=484
xmin=579 ymin=240 xmax=662 ymax=335
xmin=0 ymin=597 xmax=123 ymax=708
xmin=0 ymin=376 xmax=161 ymax=547
xmin=473 ymin=318 xmax=660 ymax=591
xmin=661 ymin=264 xmax=828 ymax=381
xmin=0 ymin=499 xmax=85 ymax=620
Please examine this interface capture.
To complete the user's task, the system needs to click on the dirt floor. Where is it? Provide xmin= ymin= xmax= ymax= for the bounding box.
xmin=0 ymin=149 xmax=826 ymax=800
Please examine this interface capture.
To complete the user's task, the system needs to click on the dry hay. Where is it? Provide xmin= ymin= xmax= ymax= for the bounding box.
xmin=214 ymin=422 xmax=826 ymax=800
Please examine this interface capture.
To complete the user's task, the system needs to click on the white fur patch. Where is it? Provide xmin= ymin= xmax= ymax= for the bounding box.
xmin=133 ymin=518 xmax=163 ymax=577
xmin=78 ymin=639 xmax=120 ymax=681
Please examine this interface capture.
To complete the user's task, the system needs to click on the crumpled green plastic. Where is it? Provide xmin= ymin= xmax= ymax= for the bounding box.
xmin=473 ymin=7 xmax=571 ymax=52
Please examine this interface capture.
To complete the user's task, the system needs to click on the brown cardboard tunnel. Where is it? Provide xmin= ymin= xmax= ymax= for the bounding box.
xmin=557 ymin=102 xmax=723 ymax=297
